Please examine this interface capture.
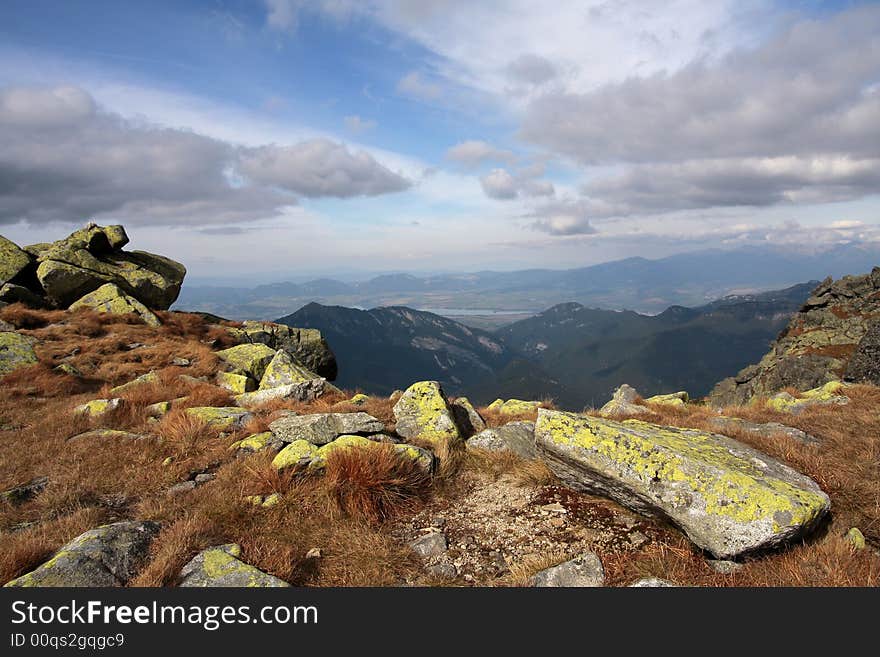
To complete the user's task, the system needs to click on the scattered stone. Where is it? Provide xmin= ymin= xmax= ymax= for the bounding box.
xmin=178 ymin=544 xmax=290 ymax=587
xmin=54 ymin=363 xmax=82 ymax=377
xmin=451 ymin=397 xmax=486 ymax=437
xmin=109 ymin=371 xmax=159 ymax=395
xmin=0 ymin=331 xmax=38 ymax=378
xmin=393 ymin=381 xmax=461 ymax=450
xmin=171 ymin=357 xmax=191 ymax=367
xmin=268 ymin=412 xmax=384 ymax=445
xmin=246 ymin=493 xmax=281 ymax=508
xmin=599 ymin=384 xmax=650 ymax=418
xmin=73 ymin=398 xmax=122 ymax=418
xmin=846 ymin=527 xmax=866 ymax=550
xmin=629 ymin=577 xmax=677 ymax=587
xmin=409 ymin=532 xmax=448 ymax=559
xmin=708 ymin=559 xmax=744 ymax=575
xmin=69 ymin=283 xmax=160 ymax=327
xmin=230 ymin=431 xmax=281 ymax=453
xmin=487 ymin=398 xmax=542 ymax=415
xmin=215 ymin=343 xmax=276 ymax=381
xmin=145 ymin=398 xmax=187 ymax=418
xmin=4 ymin=521 xmax=160 ymax=587
xmin=1 ymin=476 xmax=49 ymax=506
xmin=216 ymin=371 xmax=255 ymax=394
xmin=184 ymin=407 xmax=253 ymax=430
xmin=166 ymin=481 xmax=197 ymax=496
xmin=304 ymin=436 xmax=435 ymax=474
xmin=708 ymin=416 xmax=820 ymax=446
xmin=534 ymin=409 xmax=831 ymax=559
xmin=305 ymin=548 xmax=322 ymax=559
xmin=766 ymin=381 xmax=849 ymax=414
xmin=272 ymin=440 xmax=319 ymax=471
xmin=467 ymin=421 xmax=536 ymax=459
xmin=194 ymin=473 xmax=215 ymax=484
xmin=235 ymin=379 xmax=332 ymax=408
xmin=531 ymin=552 xmax=604 ymax=587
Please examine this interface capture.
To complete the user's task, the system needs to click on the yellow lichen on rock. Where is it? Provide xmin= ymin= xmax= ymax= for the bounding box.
xmin=69 ymin=283 xmax=161 ymax=327
xmin=644 ymin=391 xmax=689 ymax=407
xmin=392 ymin=381 xmax=461 ymax=450
xmin=216 ymin=372 xmax=255 ymax=394
xmin=272 ymin=439 xmax=319 ymax=470
xmin=215 ymin=343 xmax=276 ymax=381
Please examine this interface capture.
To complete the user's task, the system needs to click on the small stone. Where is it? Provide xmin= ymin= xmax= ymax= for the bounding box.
xmin=846 ymin=527 xmax=866 ymax=550
xmin=427 ymin=561 xmax=458 ymax=579
xmin=629 ymin=577 xmax=677 ymax=587
xmin=531 ymin=552 xmax=604 ymax=587
xmin=305 ymin=548 xmax=322 ymax=559
xmin=172 ymin=357 xmax=191 ymax=367
xmin=166 ymin=481 xmax=197 ymax=496
xmin=409 ymin=532 xmax=448 ymax=559
xmin=194 ymin=473 xmax=215 ymax=484
xmin=707 ymin=559 xmax=744 ymax=575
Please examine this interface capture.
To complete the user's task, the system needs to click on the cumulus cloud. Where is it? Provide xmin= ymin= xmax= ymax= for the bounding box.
xmin=527 ymin=199 xmax=606 ymax=235
xmin=505 ymin=53 xmax=557 ymax=86
xmin=479 ymin=165 xmax=555 ymax=200
xmin=238 ymin=139 xmax=410 ymax=198
xmin=445 ymin=140 xmax=514 ymax=167
xmin=0 ymin=85 xmax=411 ymax=225
xmin=480 ymin=169 xmax=518 ymax=199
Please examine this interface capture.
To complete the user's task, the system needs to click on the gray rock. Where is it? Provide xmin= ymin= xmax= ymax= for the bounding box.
xmin=845 ymin=320 xmax=880 ymax=386
xmin=393 ymin=381 xmax=462 ymax=450
xmin=166 ymin=481 xmax=198 ymax=496
xmin=708 ymin=559 xmax=744 ymax=575
xmin=451 ymin=397 xmax=486 ymax=438
xmin=629 ymin=577 xmax=677 ymax=587
xmin=599 ymin=384 xmax=650 ymax=418
xmin=0 ymin=283 xmax=44 ymax=308
xmin=0 ymin=332 xmax=38 ymax=378
xmin=531 ymin=552 xmax=604 ymax=587
xmin=235 ymin=379 xmax=332 ymax=408
xmin=228 ymin=321 xmax=337 ymax=381
xmin=535 ymin=409 xmax=831 ymax=559
xmin=0 ymin=235 xmax=32 ymax=287
xmin=467 ymin=421 xmax=537 ymax=459
xmin=426 ymin=560 xmax=458 ymax=579
xmin=1 ymin=476 xmax=48 ymax=505
xmin=178 ymin=544 xmax=290 ymax=587
xmin=409 ymin=532 xmax=448 ymax=559
xmin=708 ymin=416 xmax=820 ymax=445
xmin=4 ymin=521 xmax=160 ymax=587
xmin=268 ymin=412 xmax=384 ymax=445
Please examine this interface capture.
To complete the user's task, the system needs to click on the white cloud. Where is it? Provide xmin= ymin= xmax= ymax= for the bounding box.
xmin=445 ymin=140 xmax=514 ymax=166
xmin=480 ymin=168 xmax=518 ymax=199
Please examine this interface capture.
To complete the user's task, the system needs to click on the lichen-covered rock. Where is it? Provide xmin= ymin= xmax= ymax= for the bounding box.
xmin=0 ymin=331 xmax=38 ymax=377
xmin=230 ymin=431 xmax=281 ymax=453
xmin=268 ymin=412 xmax=384 ymax=445
xmin=467 ymin=421 xmax=536 ymax=459
xmin=272 ymin=440 xmax=320 ymax=470
xmin=74 ymin=398 xmax=122 ymax=418
xmin=530 ymin=552 xmax=604 ymax=587
xmin=451 ymin=397 xmax=486 ymax=437
xmin=235 ymin=379 xmax=333 ymax=408
xmin=185 ymin=407 xmax=253 ymax=430
xmin=766 ymin=381 xmax=849 ymax=414
xmin=599 ymin=384 xmax=650 ymax=418
xmin=109 ymin=371 xmax=159 ymax=395
xmin=710 ymin=268 xmax=880 ymax=405
xmin=228 ymin=321 xmax=337 ymax=381
xmin=535 ymin=409 xmax=830 ymax=558
xmin=178 ymin=544 xmax=290 ymax=587
xmin=69 ymin=283 xmax=160 ymax=327
xmin=707 ymin=416 xmax=820 ymax=445
xmin=487 ymin=398 xmax=543 ymax=415
xmin=0 ymin=235 xmax=32 ymax=287
xmin=216 ymin=372 xmax=255 ymax=394
xmin=846 ymin=527 xmax=866 ymax=550
xmin=309 ymin=435 xmax=435 ymax=473
xmin=258 ymin=349 xmax=320 ymax=390
xmin=393 ymin=381 xmax=461 ymax=449
xmin=845 ymin=320 xmax=880 ymax=385
xmin=4 ymin=521 xmax=160 ymax=587
xmin=215 ymin=343 xmax=276 ymax=381
xmin=644 ymin=391 xmax=689 ymax=407
xmin=349 ymin=393 xmax=369 ymax=406
xmin=35 ymin=224 xmax=185 ymax=309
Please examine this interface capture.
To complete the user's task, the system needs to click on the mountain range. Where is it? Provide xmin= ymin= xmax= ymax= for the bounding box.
xmin=277 ymin=281 xmax=817 ymax=409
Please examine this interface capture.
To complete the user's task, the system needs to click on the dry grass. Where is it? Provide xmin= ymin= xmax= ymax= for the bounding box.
xmin=463 ymin=449 xmax=557 ymax=487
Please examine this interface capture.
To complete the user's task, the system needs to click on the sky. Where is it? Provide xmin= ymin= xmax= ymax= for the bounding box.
xmin=0 ymin=0 xmax=878 ymax=283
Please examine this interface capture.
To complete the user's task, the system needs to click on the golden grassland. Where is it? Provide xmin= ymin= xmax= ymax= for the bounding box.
xmin=0 ymin=304 xmax=877 ymax=586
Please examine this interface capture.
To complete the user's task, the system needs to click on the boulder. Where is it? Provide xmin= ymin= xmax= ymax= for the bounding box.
xmin=309 ymin=435 xmax=434 ymax=473
xmin=530 ymin=552 xmax=604 ymax=587
xmin=707 ymin=416 xmax=820 ymax=446
xmin=467 ymin=421 xmax=537 ymax=459
xmin=599 ymin=384 xmax=650 ymax=418
xmin=766 ymin=381 xmax=849 ymax=414
xmin=451 ymin=397 xmax=486 ymax=437
xmin=0 ymin=235 xmax=32 ymax=287
xmin=228 ymin=321 xmax=337 ymax=381
xmin=393 ymin=381 xmax=461 ymax=449
xmin=1 ymin=476 xmax=48 ymax=506
xmin=230 ymin=431 xmax=281 ymax=453
xmin=844 ymin=320 xmax=880 ymax=386
xmin=235 ymin=379 xmax=333 ymax=408
xmin=272 ymin=440 xmax=320 ymax=470
xmin=268 ymin=412 xmax=384 ymax=445
xmin=178 ymin=544 xmax=290 ymax=587
xmin=349 ymin=393 xmax=369 ymax=406
xmin=258 ymin=350 xmax=321 ymax=390
xmin=0 ymin=332 xmax=38 ymax=378
xmin=0 ymin=283 xmax=45 ymax=307
xmin=184 ymin=407 xmax=254 ymax=430
xmin=409 ymin=532 xmax=448 ymax=559
xmin=35 ymin=224 xmax=185 ymax=309
xmin=73 ymin=398 xmax=123 ymax=418
xmin=487 ymin=398 xmax=542 ymax=415
xmin=535 ymin=409 xmax=830 ymax=558
xmin=69 ymin=283 xmax=160 ymax=327
xmin=645 ymin=391 xmax=689 ymax=407
xmin=4 ymin=521 xmax=160 ymax=587
xmin=109 ymin=371 xmax=159 ymax=395
xmin=215 ymin=343 xmax=276 ymax=381
xmin=216 ymin=372 xmax=255 ymax=394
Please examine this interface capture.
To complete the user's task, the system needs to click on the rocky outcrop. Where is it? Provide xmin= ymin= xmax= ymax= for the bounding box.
xmin=178 ymin=544 xmax=290 ymax=587
xmin=393 ymin=381 xmax=462 ymax=450
xmin=227 ymin=321 xmax=337 ymax=381
xmin=710 ymin=268 xmax=880 ymax=405
xmin=467 ymin=421 xmax=537 ymax=459
xmin=534 ymin=409 xmax=830 ymax=558
xmin=0 ymin=235 xmax=33 ymax=288
xmin=69 ymin=283 xmax=160 ymax=327
xmin=845 ymin=320 xmax=880 ymax=385
xmin=4 ymin=521 xmax=159 ymax=587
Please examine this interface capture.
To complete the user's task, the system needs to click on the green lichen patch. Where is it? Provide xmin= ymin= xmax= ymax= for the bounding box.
xmin=230 ymin=431 xmax=277 ymax=453
xmin=258 ymin=350 xmax=319 ymax=390
xmin=489 ymin=398 xmax=543 ymax=415
xmin=0 ymin=331 xmax=39 ymax=377
xmin=178 ymin=545 xmax=289 ymax=587
xmin=109 ymin=371 xmax=159 ymax=395
xmin=272 ymin=439 xmax=319 ymax=470
xmin=73 ymin=398 xmax=122 ymax=418
xmin=184 ymin=407 xmax=253 ymax=430
xmin=216 ymin=371 xmax=255 ymax=394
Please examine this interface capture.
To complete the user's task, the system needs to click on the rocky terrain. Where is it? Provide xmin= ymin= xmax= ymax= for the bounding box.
xmin=1 ymin=225 xmax=878 ymax=588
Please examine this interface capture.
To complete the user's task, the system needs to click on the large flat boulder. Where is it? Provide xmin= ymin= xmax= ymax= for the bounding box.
xmin=393 ymin=381 xmax=461 ymax=449
xmin=235 ymin=379 xmax=333 ymax=408
xmin=268 ymin=412 xmax=384 ymax=445
xmin=215 ymin=343 xmax=276 ymax=381
xmin=35 ymin=224 xmax=185 ymax=309
xmin=4 ymin=521 xmax=159 ymax=587
xmin=535 ymin=409 xmax=830 ymax=558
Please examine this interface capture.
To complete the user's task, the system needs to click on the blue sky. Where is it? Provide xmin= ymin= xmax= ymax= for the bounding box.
xmin=0 ymin=1 xmax=878 ymax=283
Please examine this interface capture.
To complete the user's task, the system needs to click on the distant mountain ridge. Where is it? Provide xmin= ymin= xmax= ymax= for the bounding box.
xmin=276 ymin=281 xmax=818 ymax=409
xmin=175 ymin=244 xmax=880 ymax=320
